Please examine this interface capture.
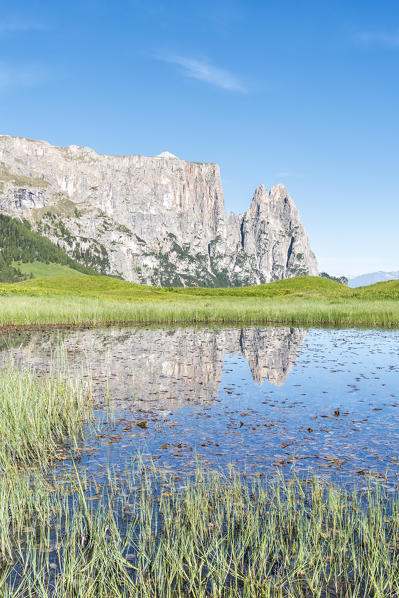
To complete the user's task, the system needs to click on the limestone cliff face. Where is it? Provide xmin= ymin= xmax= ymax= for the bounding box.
xmin=0 ymin=135 xmax=318 ymax=285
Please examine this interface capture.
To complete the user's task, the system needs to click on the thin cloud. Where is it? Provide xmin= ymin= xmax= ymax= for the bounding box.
xmin=0 ymin=63 xmax=46 ymax=89
xmin=159 ymin=55 xmax=247 ymax=92
xmin=0 ymin=20 xmax=46 ymax=33
xmin=355 ymin=30 xmax=399 ymax=49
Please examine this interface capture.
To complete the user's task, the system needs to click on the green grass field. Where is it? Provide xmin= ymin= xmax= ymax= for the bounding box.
xmin=12 ymin=260 xmax=85 ymax=278
xmin=0 ymin=274 xmax=398 ymax=328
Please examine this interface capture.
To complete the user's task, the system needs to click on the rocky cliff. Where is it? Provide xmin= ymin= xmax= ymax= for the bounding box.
xmin=0 ymin=135 xmax=318 ymax=285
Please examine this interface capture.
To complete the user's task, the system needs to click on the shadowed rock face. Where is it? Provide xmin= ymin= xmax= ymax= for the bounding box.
xmin=1 ymin=326 xmax=307 ymax=409
xmin=0 ymin=136 xmax=318 ymax=286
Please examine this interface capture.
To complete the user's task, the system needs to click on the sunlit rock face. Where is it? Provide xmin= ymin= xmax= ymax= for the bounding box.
xmin=0 ymin=135 xmax=318 ymax=286
xmin=1 ymin=327 xmax=307 ymax=408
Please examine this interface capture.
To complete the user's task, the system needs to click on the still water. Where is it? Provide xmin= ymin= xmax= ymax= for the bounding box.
xmin=1 ymin=325 xmax=399 ymax=485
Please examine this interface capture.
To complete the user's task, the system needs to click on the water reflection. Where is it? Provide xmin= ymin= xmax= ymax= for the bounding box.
xmin=0 ymin=326 xmax=307 ymax=408
xmin=1 ymin=325 xmax=399 ymax=485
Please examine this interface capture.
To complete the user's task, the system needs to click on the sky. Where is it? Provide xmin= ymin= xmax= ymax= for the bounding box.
xmin=0 ymin=0 xmax=398 ymax=276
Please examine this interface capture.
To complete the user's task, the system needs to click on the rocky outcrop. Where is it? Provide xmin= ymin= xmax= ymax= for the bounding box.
xmin=0 ymin=135 xmax=318 ymax=286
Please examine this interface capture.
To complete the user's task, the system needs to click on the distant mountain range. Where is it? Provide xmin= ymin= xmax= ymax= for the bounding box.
xmin=348 ymin=271 xmax=399 ymax=288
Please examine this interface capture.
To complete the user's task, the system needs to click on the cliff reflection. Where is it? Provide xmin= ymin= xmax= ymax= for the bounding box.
xmin=1 ymin=326 xmax=307 ymax=408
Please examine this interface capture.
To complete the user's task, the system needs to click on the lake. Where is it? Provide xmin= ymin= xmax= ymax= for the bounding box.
xmin=1 ymin=325 xmax=398 ymax=486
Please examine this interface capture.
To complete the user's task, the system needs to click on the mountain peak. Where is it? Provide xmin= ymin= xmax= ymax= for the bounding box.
xmin=252 ymin=183 xmax=290 ymax=202
xmin=156 ymin=151 xmax=179 ymax=159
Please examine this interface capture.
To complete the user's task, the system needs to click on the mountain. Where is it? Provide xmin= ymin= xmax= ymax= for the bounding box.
xmin=348 ymin=271 xmax=399 ymax=288
xmin=0 ymin=213 xmax=97 ymax=282
xmin=0 ymin=135 xmax=318 ymax=286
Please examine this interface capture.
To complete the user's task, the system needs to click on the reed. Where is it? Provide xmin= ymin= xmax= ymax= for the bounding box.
xmin=0 ymin=361 xmax=92 ymax=471
xmin=0 ymin=465 xmax=399 ymax=597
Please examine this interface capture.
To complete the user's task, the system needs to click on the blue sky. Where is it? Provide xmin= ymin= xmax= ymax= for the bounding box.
xmin=1 ymin=0 xmax=398 ymax=276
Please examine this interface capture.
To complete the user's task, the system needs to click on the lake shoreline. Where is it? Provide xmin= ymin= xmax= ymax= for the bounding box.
xmin=1 ymin=275 xmax=399 ymax=328
xmin=0 ymin=297 xmax=399 ymax=329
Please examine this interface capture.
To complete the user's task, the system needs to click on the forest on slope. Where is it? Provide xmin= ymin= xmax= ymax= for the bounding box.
xmin=0 ymin=214 xmax=98 ymax=282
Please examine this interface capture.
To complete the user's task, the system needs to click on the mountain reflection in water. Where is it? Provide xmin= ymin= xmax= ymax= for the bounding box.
xmin=0 ymin=326 xmax=307 ymax=409
xmin=1 ymin=326 xmax=399 ymax=484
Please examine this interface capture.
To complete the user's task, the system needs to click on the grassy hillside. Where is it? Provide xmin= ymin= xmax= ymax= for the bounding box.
xmin=0 ymin=275 xmax=398 ymax=328
xmin=12 ymin=261 xmax=85 ymax=279
xmin=0 ymin=214 xmax=98 ymax=282
xmin=2 ymin=273 xmax=398 ymax=300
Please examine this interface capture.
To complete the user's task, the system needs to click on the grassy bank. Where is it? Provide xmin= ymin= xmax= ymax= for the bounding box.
xmin=0 ymin=294 xmax=399 ymax=328
xmin=0 ymin=274 xmax=399 ymax=327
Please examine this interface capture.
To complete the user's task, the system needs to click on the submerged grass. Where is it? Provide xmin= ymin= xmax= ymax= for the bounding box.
xmin=1 ymin=274 xmax=399 ymax=328
xmin=1 ymin=465 xmax=399 ymax=597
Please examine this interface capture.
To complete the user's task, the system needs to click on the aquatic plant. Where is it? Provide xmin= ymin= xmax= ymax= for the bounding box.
xmin=1 ymin=340 xmax=399 ymax=596
xmin=0 ymin=361 xmax=92 ymax=471
xmin=1 ymin=464 xmax=399 ymax=597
